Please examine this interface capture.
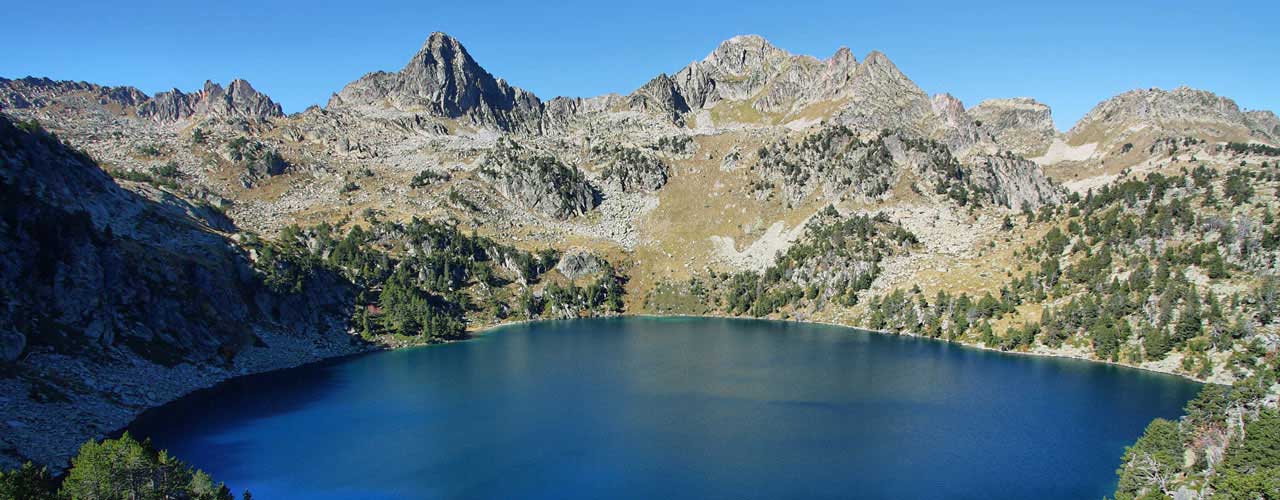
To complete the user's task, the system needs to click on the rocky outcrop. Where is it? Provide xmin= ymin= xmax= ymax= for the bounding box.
xmin=329 ymin=32 xmax=542 ymax=132
xmin=755 ymin=125 xmax=896 ymax=204
xmin=477 ymin=141 xmax=597 ymax=219
xmin=539 ymin=94 xmax=635 ymax=132
xmin=828 ymin=51 xmax=940 ymax=137
xmin=626 ymin=74 xmax=689 ymax=124
xmin=141 ymin=79 xmax=284 ymax=123
xmin=968 ymin=153 xmax=1063 ymax=209
xmin=1245 ymin=110 xmax=1280 ymax=140
xmin=0 ymin=76 xmax=283 ymax=124
xmin=968 ymin=97 xmax=1058 ymax=156
xmin=931 ymin=93 xmax=983 ymax=151
xmin=0 ymin=114 xmax=358 ymax=469
xmin=754 ymin=125 xmax=1062 ymax=209
xmin=1068 ymin=86 xmax=1279 ymax=147
xmin=555 ymin=248 xmax=604 ymax=281
xmin=670 ymin=35 xmax=794 ymax=110
xmin=0 ymin=77 xmax=150 ymax=111
xmin=597 ymin=145 xmax=670 ymax=193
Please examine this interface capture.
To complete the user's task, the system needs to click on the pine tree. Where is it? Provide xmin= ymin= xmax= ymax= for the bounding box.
xmin=1143 ymin=326 xmax=1173 ymax=361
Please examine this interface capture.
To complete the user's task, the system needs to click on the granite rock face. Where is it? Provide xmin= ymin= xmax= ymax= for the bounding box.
xmin=968 ymin=153 xmax=1064 ymax=209
xmin=555 ymin=248 xmax=605 ymax=281
xmin=631 ymin=35 xmax=940 ymax=134
xmin=754 ymin=125 xmax=1063 ymax=209
xmin=968 ymin=97 xmax=1057 ymax=156
xmin=329 ymin=32 xmax=543 ymax=132
xmin=0 ymin=115 xmax=358 ymax=469
xmin=626 ymin=74 xmax=690 ymax=125
xmin=477 ymin=141 xmax=597 ymax=219
xmin=830 ymin=51 xmax=938 ymax=135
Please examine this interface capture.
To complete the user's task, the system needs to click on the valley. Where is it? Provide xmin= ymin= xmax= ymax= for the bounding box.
xmin=2 ymin=31 xmax=1278 ymax=500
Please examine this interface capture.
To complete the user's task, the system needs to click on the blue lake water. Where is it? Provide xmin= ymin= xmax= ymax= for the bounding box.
xmin=129 ymin=317 xmax=1202 ymax=499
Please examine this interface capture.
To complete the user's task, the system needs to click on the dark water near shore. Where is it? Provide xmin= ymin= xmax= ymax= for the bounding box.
xmin=130 ymin=317 xmax=1201 ymax=499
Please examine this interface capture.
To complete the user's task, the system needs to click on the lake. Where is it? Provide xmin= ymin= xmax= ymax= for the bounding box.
xmin=129 ymin=317 xmax=1202 ymax=499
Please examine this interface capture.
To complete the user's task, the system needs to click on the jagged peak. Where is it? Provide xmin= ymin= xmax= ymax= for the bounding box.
xmin=705 ymin=34 xmax=790 ymax=64
xmin=403 ymin=31 xmax=478 ymax=73
xmin=328 ymin=31 xmax=542 ymax=131
xmin=417 ymin=31 xmax=470 ymax=57
xmin=860 ymin=50 xmax=894 ymax=68
xmin=639 ymin=72 xmax=675 ymax=87
xmin=852 ymin=50 xmax=914 ymax=87
xmin=828 ymin=46 xmax=857 ymax=67
xmin=424 ymin=31 xmax=459 ymax=46
xmin=850 ymin=50 xmax=917 ymax=92
xmin=228 ymin=78 xmax=258 ymax=92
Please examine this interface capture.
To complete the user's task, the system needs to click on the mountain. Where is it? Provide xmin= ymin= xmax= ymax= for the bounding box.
xmin=1 ymin=31 xmax=1279 ymax=478
xmin=327 ymin=32 xmax=543 ymax=132
xmin=1034 ymin=86 xmax=1280 ymax=179
xmin=1069 ymin=86 xmax=1279 ymax=145
xmin=143 ymin=79 xmax=283 ymax=122
xmin=0 ymin=76 xmax=283 ymax=124
xmin=627 ymin=35 xmax=940 ymax=135
xmin=0 ymin=115 xmax=360 ymax=469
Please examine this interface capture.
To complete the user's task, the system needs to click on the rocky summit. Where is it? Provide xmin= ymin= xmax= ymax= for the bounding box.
xmin=2 ymin=31 xmax=1279 ymax=492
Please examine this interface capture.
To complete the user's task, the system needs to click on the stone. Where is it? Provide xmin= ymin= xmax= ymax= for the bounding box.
xmin=555 ymin=249 xmax=604 ymax=281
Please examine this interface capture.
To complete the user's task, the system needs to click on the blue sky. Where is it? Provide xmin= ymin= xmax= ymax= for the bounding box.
xmin=4 ymin=0 xmax=1275 ymax=130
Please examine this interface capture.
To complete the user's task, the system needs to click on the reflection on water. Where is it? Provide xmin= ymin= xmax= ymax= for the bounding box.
xmin=130 ymin=317 xmax=1201 ymax=500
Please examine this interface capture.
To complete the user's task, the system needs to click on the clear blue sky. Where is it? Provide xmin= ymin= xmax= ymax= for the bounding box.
xmin=4 ymin=0 xmax=1275 ymax=130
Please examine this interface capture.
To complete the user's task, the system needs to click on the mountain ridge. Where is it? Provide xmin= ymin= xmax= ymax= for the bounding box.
xmin=2 ymin=31 xmax=1279 ymax=488
xmin=6 ymin=32 xmax=1276 ymax=147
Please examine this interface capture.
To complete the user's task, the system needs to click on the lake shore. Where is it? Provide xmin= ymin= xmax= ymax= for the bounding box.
xmin=122 ymin=316 xmax=1204 ymax=500
xmin=463 ymin=312 xmax=1215 ymax=384
xmin=5 ymin=310 xmax=1211 ymax=473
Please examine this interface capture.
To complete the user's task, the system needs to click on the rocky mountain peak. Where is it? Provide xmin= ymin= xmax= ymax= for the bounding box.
xmin=1066 ymin=85 xmax=1278 ymax=149
xmin=200 ymin=79 xmax=284 ymax=120
xmin=400 ymin=31 xmax=478 ymax=82
xmin=1077 ymin=86 xmax=1242 ymax=125
xmin=328 ymin=31 xmax=542 ymax=131
xmin=826 ymin=50 xmax=935 ymax=134
xmin=138 ymin=78 xmax=282 ymax=123
xmin=703 ymin=34 xmax=790 ymax=74
xmin=827 ymin=47 xmax=858 ymax=73
xmin=855 ymin=50 xmax=908 ymax=82
xmin=627 ymin=73 xmax=689 ymax=124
